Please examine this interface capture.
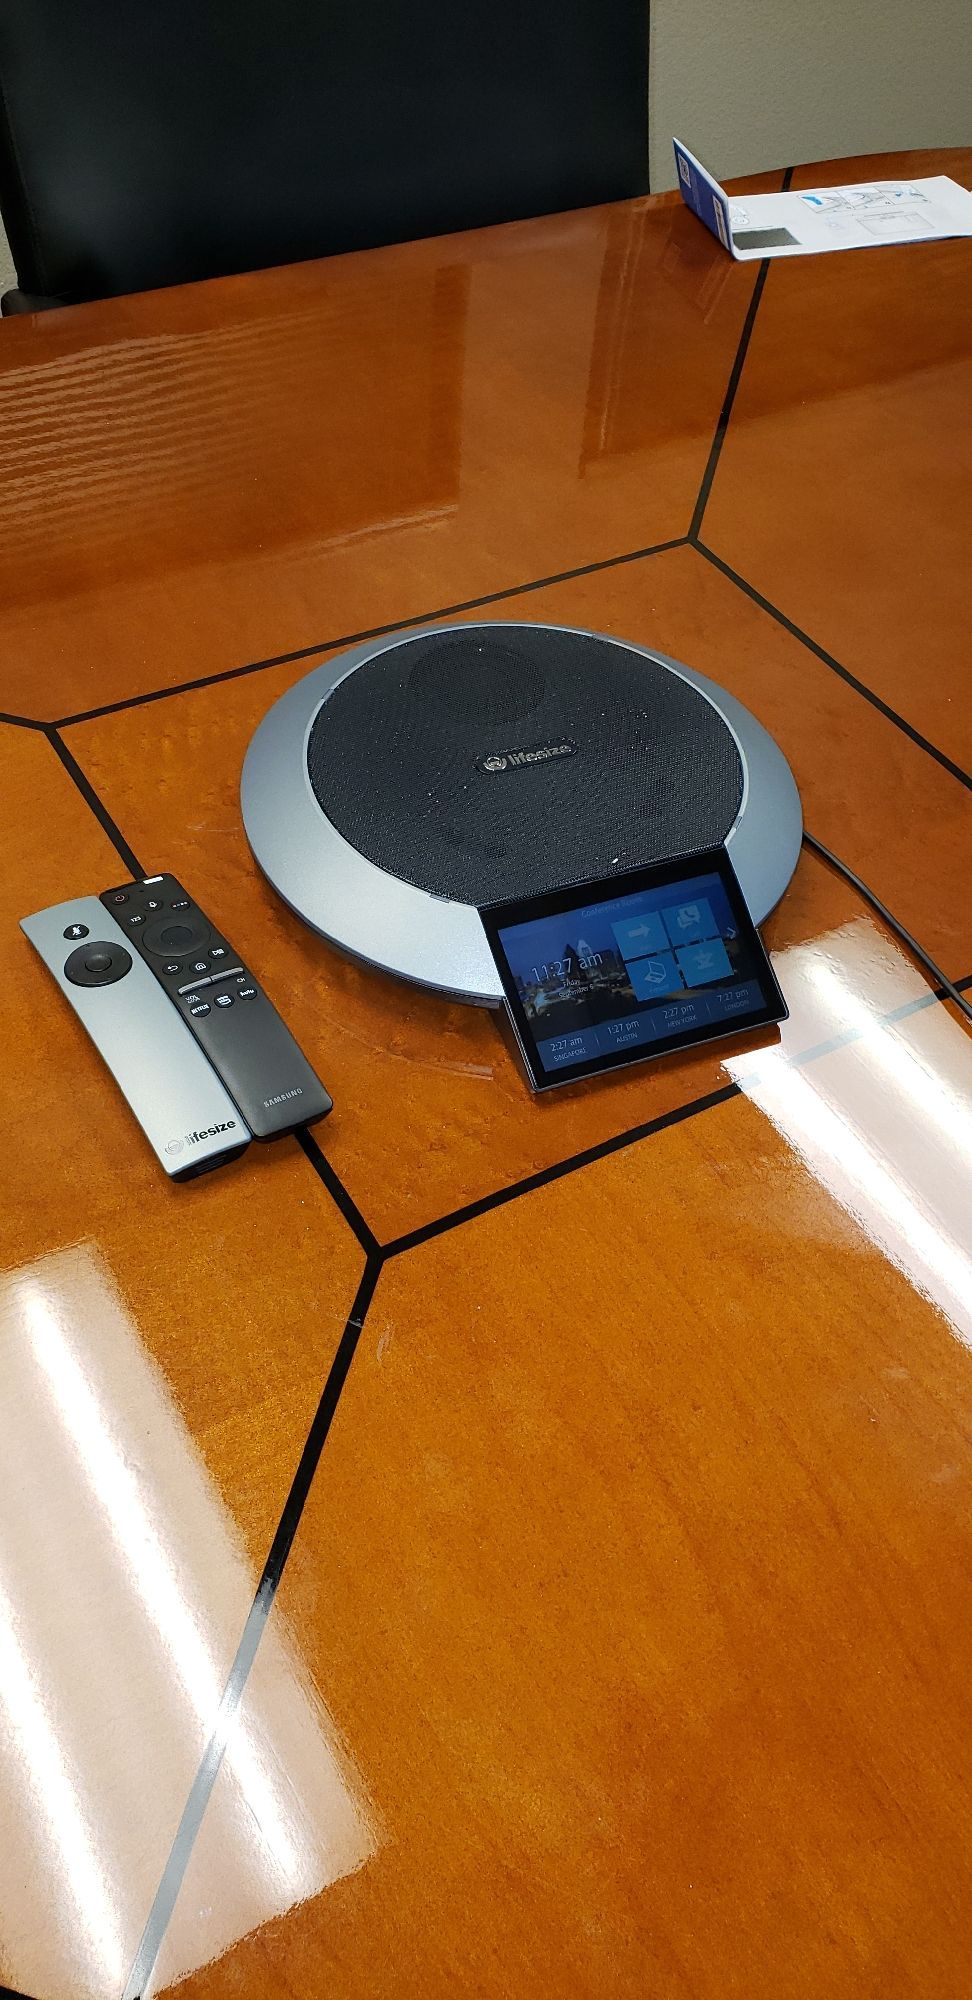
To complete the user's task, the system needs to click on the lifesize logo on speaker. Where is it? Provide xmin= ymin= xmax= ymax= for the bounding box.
xmin=477 ymin=740 xmax=577 ymax=774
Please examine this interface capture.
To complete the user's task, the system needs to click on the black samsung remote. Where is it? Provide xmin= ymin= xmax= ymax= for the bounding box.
xmin=101 ymin=873 xmax=332 ymax=1140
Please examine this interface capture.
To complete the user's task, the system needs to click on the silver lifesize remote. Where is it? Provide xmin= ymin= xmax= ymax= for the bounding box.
xmin=21 ymin=896 xmax=251 ymax=1180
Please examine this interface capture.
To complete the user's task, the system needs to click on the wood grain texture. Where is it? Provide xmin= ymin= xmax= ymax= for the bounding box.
xmin=0 ymin=730 xmax=367 ymax=2000
xmin=69 ymin=541 xmax=972 ymax=1242
xmin=159 ymin=1052 xmax=972 ymax=1999
xmin=0 ymin=148 xmax=968 ymax=1999
xmin=0 ymin=186 xmax=778 ymax=720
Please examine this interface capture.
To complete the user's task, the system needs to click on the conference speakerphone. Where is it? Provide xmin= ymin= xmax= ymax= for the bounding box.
xmin=480 ymin=848 xmax=787 ymax=1091
xmin=241 ymin=621 xmax=803 ymax=1004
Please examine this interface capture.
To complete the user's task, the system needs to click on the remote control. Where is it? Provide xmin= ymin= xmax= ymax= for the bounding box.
xmin=99 ymin=874 xmax=332 ymax=1140
xmin=21 ymin=897 xmax=251 ymax=1180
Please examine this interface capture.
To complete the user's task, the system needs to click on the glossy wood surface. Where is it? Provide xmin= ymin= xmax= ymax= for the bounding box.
xmin=163 ymin=1037 xmax=972 ymax=2000
xmin=705 ymin=152 xmax=972 ymax=768
xmin=0 ymin=149 xmax=970 ymax=2000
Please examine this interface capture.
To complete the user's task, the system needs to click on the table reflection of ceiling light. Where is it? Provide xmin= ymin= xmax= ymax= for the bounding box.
xmin=732 ymin=1054 xmax=972 ymax=1337
xmin=24 ymin=1283 xmax=306 ymax=1891
xmin=727 ymin=922 xmax=972 ymax=1343
xmin=0 ymin=1573 xmax=126 ymax=1988
xmin=0 ymin=1247 xmax=376 ymax=2000
xmin=805 ymin=953 xmax=972 ymax=1159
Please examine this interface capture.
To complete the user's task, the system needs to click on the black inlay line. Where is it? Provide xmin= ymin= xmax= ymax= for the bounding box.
xmin=53 ymin=535 xmax=690 ymax=730
xmin=122 ymin=1254 xmax=382 ymax=2000
xmin=689 ymin=262 xmax=771 ymax=541
xmin=44 ymin=727 xmax=146 ymax=877
xmin=948 ymin=972 xmax=972 ymax=998
xmin=687 ymin=164 xmax=793 ymax=545
xmin=382 ymin=954 xmax=972 ymax=1263
xmin=684 ymin=158 xmax=972 ymax=802
xmin=695 ymin=543 xmax=972 ymax=794
xmin=117 ymin=951 xmax=972 ymax=1996
xmin=0 ymin=711 xmax=47 ymax=731
xmin=382 ymin=1081 xmax=741 ymax=1258
xmin=297 ymin=1126 xmax=381 ymax=1259
xmin=804 ymin=829 xmax=972 ymax=1027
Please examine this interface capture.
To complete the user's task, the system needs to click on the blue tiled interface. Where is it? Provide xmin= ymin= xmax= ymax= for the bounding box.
xmin=497 ymin=871 xmax=764 ymax=1076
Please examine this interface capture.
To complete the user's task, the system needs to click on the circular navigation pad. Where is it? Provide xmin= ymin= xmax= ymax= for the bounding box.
xmin=141 ymin=914 xmax=210 ymax=958
xmin=64 ymin=941 xmax=133 ymax=987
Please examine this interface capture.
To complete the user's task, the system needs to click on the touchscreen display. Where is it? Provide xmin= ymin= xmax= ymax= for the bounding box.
xmin=480 ymin=849 xmax=787 ymax=1090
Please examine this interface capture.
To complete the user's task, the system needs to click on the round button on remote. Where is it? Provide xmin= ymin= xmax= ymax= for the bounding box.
xmin=63 ymin=922 xmax=89 ymax=941
xmin=64 ymin=941 xmax=133 ymax=987
xmin=141 ymin=914 xmax=211 ymax=959
xmin=214 ymin=992 xmax=234 ymax=1008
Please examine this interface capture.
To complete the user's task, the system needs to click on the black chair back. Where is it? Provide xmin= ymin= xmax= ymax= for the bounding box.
xmin=0 ymin=0 xmax=649 ymax=307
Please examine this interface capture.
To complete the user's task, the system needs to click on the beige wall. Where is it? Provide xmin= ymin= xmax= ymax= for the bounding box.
xmin=0 ymin=229 xmax=14 ymax=298
xmin=1 ymin=4 xmax=969 ymax=295
xmin=649 ymin=0 xmax=972 ymax=190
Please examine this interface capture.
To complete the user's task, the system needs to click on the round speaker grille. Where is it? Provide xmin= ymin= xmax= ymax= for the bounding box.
xmin=306 ymin=627 xmax=744 ymax=904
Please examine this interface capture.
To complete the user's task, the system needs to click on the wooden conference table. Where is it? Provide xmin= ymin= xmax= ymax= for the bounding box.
xmin=0 ymin=147 xmax=970 ymax=2000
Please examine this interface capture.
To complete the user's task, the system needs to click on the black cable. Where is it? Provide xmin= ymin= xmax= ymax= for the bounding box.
xmin=802 ymin=830 xmax=972 ymax=1030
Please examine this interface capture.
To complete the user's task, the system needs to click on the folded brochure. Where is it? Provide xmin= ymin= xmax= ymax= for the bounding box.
xmin=673 ymin=138 xmax=972 ymax=259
